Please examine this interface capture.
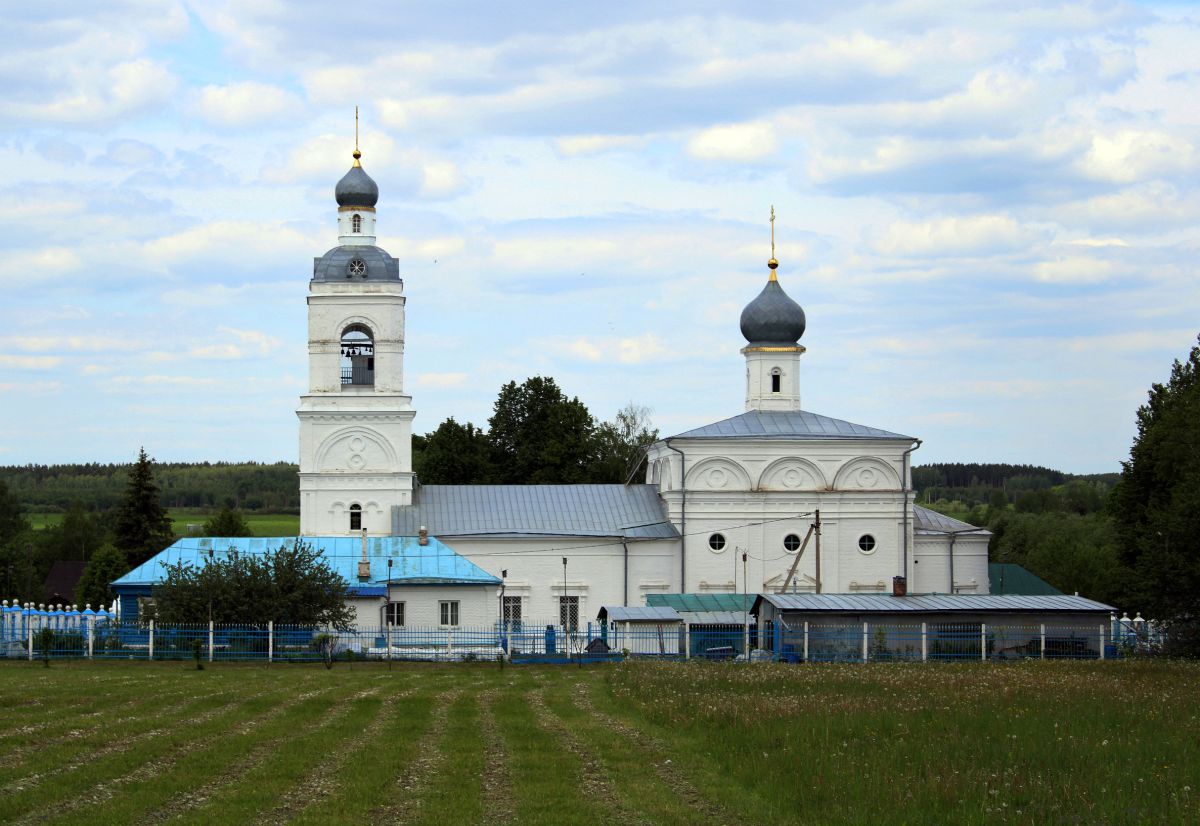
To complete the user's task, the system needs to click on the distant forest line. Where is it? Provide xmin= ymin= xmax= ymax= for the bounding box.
xmin=0 ymin=459 xmax=1118 ymax=515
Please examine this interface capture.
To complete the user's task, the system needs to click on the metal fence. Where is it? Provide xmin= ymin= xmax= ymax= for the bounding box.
xmin=2 ymin=614 xmax=1122 ymax=664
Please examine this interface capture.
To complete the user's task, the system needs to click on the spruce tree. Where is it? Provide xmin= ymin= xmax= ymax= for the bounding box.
xmin=113 ymin=448 xmax=175 ymax=567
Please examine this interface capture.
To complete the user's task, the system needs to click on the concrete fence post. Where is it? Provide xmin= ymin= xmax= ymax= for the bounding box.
xmin=803 ymin=621 xmax=809 ymax=662
xmin=268 ymin=620 xmax=274 ymax=664
xmin=27 ymin=612 xmax=33 ymax=661
xmin=387 ymin=623 xmax=393 ymax=663
xmin=980 ymin=623 xmax=987 ymax=661
xmin=921 ymin=622 xmax=928 ymax=662
xmin=773 ymin=620 xmax=782 ymax=661
xmin=743 ymin=622 xmax=750 ymax=660
xmin=1040 ymin=624 xmax=1046 ymax=660
xmin=862 ymin=622 xmax=869 ymax=663
xmin=447 ymin=628 xmax=454 ymax=660
xmin=87 ymin=622 xmax=94 ymax=660
xmin=148 ymin=619 xmax=155 ymax=661
xmin=684 ymin=623 xmax=690 ymax=660
xmin=208 ymin=620 xmax=214 ymax=663
xmin=1099 ymin=625 xmax=1105 ymax=661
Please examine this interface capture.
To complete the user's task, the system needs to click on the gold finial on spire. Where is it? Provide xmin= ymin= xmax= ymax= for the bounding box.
xmin=352 ymin=105 xmax=362 ymax=166
xmin=768 ymin=205 xmax=779 ymax=281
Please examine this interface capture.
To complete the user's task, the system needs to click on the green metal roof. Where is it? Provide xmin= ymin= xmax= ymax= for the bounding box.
xmin=988 ymin=563 xmax=1062 ymax=596
xmin=645 ymin=593 xmax=756 ymax=612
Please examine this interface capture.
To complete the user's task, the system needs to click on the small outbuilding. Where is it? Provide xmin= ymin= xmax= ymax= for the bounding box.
xmin=752 ymin=593 xmax=1116 ymax=661
xmin=597 ymin=605 xmax=683 ymax=656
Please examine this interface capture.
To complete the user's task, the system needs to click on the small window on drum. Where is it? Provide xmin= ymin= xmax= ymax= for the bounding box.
xmin=351 ymin=213 xmax=362 ymax=233
xmin=771 ymin=368 xmax=782 ymax=393
xmin=347 ymin=258 xmax=367 ymax=278
xmin=858 ymin=534 xmax=876 ymax=553
xmin=783 ymin=533 xmax=802 ymax=552
xmin=708 ymin=533 xmax=726 ymax=551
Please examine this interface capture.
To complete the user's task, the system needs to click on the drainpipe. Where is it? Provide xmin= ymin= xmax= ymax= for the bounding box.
xmin=622 ymin=538 xmax=629 ymax=607
xmin=663 ymin=439 xmax=686 ymax=593
xmin=900 ymin=439 xmax=922 ymax=580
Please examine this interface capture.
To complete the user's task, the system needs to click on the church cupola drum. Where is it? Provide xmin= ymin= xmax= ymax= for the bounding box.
xmin=741 ymin=207 xmax=806 ymax=412
xmin=297 ymin=118 xmax=416 ymax=536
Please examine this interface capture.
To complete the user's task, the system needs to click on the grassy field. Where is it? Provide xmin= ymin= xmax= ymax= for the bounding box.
xmin=26 ymin=510 xmax=300 ymax=536
xmin=0 ymin=659 xmax=1197 ymax=825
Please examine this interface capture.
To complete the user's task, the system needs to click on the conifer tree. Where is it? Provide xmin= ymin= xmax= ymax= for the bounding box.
xmin=75 ymin=543 xmax=128 ymax=611
xmin=202 ymin=506 xmax=253 ymax=537
xmin=113 ymin=448 xmax=175 ymax=567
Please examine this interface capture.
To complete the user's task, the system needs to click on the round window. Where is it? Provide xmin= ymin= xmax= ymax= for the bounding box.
xmin=783 ymin=533 xmax=802 ymax=552
xmin=347 ymin=259 xmax=367 ymax=277
xmin=708 ymin=533 xmax=726 ymax=552
xmin=858 ymin=534 xmax=877 ymax=553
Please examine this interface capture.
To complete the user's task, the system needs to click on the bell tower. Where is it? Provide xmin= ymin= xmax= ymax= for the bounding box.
xmin=296 ymin=119 xmax=415 ymax=535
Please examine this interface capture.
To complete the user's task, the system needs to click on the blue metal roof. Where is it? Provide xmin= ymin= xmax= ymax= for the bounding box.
xmin=392 ymin=485 xmax=679 ymax=539
xmin=753 ymin=593 xmax=1114 ymax=614
xmin=112 ymin=536 xmax=501 ymax=589
xmin=669 ymin=410 xmax=912 ymax=441
xmin=646 ymin=593 xmax=756 ymax=612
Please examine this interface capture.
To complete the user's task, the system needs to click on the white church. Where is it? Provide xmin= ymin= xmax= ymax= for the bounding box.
xmin=114 ymin=141 xmax=1115 ymax=637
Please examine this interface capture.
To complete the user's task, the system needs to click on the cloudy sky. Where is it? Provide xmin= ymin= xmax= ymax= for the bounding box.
xmin=1 ymin=1 xmax=1197 ymax=473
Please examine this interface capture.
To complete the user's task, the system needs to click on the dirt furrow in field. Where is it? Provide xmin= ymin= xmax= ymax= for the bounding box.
xmin=10 ymin=687 xmax=338 ymax=826
xmin=0 ymin=681 xmax=201 ymax=741
xmin=0 ymin=687 xmax=252 ymax=799
xmin=477 ymin=688 xmax=516 ymax=825
xmin=140 ymin=687 xmax=381 ymax=824
xmin=570 ymin=682 xmax=734 ymax=824
xmin=527 ymin=686 xmax=651 ymax=826
xmin=251 ymin=687 xmax=411 ymax=825
xmin=0 ymin=685 xmax=234 ymax=771
xmin=368 ymin=688 xmax=460 ymax=824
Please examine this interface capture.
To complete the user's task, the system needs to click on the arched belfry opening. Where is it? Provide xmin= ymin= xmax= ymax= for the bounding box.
xmin=351 ymin=213 xmax=362 ymax=233
xmin=341 ymin=324 xmax=374 ymax=386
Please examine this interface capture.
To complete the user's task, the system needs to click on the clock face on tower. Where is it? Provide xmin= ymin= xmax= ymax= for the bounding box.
xmin=347 ymin=259 xmax=367 ymax=277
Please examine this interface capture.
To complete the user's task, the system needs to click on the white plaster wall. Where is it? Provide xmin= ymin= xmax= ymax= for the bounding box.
xmin=338 ymin=208 xmax=376 ymax=244
xmin=744 ymin=348 xmax=803 ymax=411
xmin=384 ymin=584 xmax=498 ymax=627
xmin=913 ymin=535 xmax=990 ymax=594
xmin=306 ymin=285 xmax=405 ymax=394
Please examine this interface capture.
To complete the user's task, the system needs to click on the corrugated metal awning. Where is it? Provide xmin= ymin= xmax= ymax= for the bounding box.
xmin=597 ymin=606 xmax=681 ymax=622
xmin=753 ymin=593 xmax=1115 ymax=614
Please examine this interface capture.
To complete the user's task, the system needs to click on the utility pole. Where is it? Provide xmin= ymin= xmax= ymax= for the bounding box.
xmin=814 ymin=510 xmax=822 ymax=594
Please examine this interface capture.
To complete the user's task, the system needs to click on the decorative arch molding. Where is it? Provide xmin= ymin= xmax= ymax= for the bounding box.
xmin=315 ymin=426 xmax=398 ymax=472
xmin=685 ymin=456 xmax=752 ymax=492
xmin=331 ymin=313 xmax=384 ymax=342
xmin=832 ymin=456 xmax=901 ymax=490
xmin=756 ymin=457 xmax=827 ymax=491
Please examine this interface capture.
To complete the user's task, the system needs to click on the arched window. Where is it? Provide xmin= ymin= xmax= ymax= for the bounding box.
xmin=340 ymin=324 xmax=375 ymax=386
xmin=349 ymin=504 xmax=362 ymax=531
xmin=351 ymin=213 xmax=362 ymax=233
xmin=771 ymin=368 xmax=782 ymax=394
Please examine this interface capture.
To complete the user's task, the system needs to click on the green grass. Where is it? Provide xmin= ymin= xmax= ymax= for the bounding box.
xmin=0 ymin=659 xmax=1196 ymax=825
xmin=26 ymin=509 xmax=300 ymax=536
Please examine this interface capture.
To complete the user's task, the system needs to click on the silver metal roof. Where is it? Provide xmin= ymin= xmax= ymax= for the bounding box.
xmin=680 ymin=610 xmax=752 ymax=625
xmin=754 ymin=593 xmax=1114 ymax=614
xmin=313 ymin=244 xmax=399 ymax=282
xmin=392 ymin=484 xmax=679 ymax=539
xmin=912 ymin=504 xmax=990 ymax=535
xmin=598 ymin=606 xmax=681 ymax=622
xmin=669 ymin=410 xmax=912 ymax=441
xmin=740 ymin=277 xmax=806 ymax=345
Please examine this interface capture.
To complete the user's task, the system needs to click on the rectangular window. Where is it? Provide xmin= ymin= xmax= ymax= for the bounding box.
xmin=502 ymin=596 xmax=522 ymax=630
xmin=439 ymin=600 xmax=459 ymax=627
xmin=385 ymin=601 xmax=405 ymax=626
xmin=559 ymin=596 xmax=579 ymax=632
xmin=771 ymin=373 xmax=781 ymax=393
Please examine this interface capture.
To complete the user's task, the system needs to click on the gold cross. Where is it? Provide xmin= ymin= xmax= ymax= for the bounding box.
xmin=770 ymin=205 xmax=775 ymax=259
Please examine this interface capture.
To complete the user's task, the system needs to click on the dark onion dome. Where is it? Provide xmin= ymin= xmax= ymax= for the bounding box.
xmin=335 ymin=155 xmax=379 ymax=207
xmin=739 ymin=272 xmax=806 ymax=346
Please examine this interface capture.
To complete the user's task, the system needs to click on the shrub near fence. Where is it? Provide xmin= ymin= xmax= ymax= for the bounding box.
xmin=1 ymin=617 xmax=1120 ymax=664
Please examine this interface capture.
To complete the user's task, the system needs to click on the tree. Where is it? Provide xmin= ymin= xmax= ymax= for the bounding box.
xmin=153 ymin=540 xmax=353 ymax=628
xmin=488 ymin=377 xmax=598 ymax=484
xmin=202 ymin=506 xmax=253 ymax=537
xmin=1111 ymin=334 xmax=1200 ymax=639
xmin=113 ymin=448 xmax=176 ymax=568
xmin=0 ymin=479 xmax=27 ymax=545
xmin=0 ymin=480 xmax=33 ymax=601
xmin=589 ymin=402 xmax=659 ymax=483
xmin=74 ymin=543 xmax=129 ymax=610
xmin=416 ymin=417 xmax=494 ymax=484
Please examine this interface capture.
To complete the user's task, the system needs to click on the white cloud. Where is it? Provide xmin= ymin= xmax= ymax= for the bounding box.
xmin=555 ymin=135 xmax=643 ymax=157
xmin=1077 ymin=129 xmax=1197 ymax=184
xmin=687 ymin=121 xmax=778 ymax=162
xmin=142 ymin=222 xmax=320 ymax=269
xmin=414 ymin=372 xmax=468 ymax=388
xmin=0 ymin=58 xmax=178 ymax=126
xmin=1032 ymin=256 xmax=1115 ymax=284
xmin=871 ymin=214 xmax=1044 ymax=258
xmin=195 ymin=81 xmax=303 ymax=127
xmin=0 ymin=248 xmax=84 ymax=286
xmin=0 ymin=355 xmax=64 ymax=369
xmin=564 ymin=333 xmax=669 ymax=364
